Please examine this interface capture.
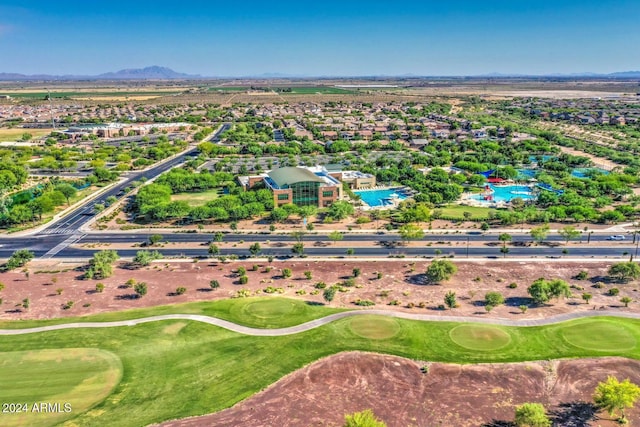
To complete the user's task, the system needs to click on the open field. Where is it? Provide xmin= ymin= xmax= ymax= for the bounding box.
xmin=438 ymin=205 xmax=494 ymax=220
xmin=0 ymin=348 xmax=122 ymax=427
xmin=170 ymin=189 xmax=221 ymax=206
xmin=0 ymin=128 xmax=51 ymax=142
xmin=2 ymin=300 xmax=640 ymax=426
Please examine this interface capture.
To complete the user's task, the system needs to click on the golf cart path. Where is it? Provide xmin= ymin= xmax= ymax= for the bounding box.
xmin=1 ymin=309 xmax=640 ymax=336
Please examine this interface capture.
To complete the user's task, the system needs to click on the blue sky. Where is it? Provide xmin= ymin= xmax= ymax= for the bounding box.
xmin=1 ymin=1 xmax=638 ymax=76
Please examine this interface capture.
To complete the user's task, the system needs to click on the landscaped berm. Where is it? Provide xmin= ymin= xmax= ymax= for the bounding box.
xmin=1 ymin=298 xmax=640 ymax=426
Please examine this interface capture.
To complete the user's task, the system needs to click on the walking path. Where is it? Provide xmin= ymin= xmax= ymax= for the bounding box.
xmin=2 ymin=309 xmax=640 ymax=337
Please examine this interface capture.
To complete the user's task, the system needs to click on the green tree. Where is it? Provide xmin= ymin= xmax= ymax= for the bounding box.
xmin=527 ymin=278 xmax=571 ymax=305
xmin=398 ymin=223 xmax=424 ymax=245
xmin=514 ymin=402 xmax=551 ymax=427
xmin=55 ymin=183 xmax=77 ymax=205
xmin=84 ymin=250 xmax=119 ymax=279
xmin=213 ymin=232 xmax=224 ymax=242
xmin=343 ymin=409 xmax=387 ymax=427
xmin=621 ymin=296 xmax=632 ymax=307
xmin=327 ymin=200 xmax=355 ymax=220
xmin=498 ymin=233 xmax=512 ymax=248
xmin=133 ymin=250 xmax=162 ymax=267
xmin=291 ymin=242 xmax=305 ymax=256
xmin=594 ymin=376 xmax=640 ymax=421
xmin=134 ymin=282 xmax=148 ymax=298
xmin=282 ymin=268 xmax=292 ymax=278
xmin=608 ymin=262 xmax=640 ymax=283
xmin=249 ymin=242 xmax=262 ymax=256
xmin=270 ymin=207 xmax=288 ymax=223
xmin=5 ymin=249 xmax=34 ymax=270
xmin=425 ymin=260 xmax=457 ymax=284
xmin=328 ymin=231 xmax=344 ymax=245
xmin=530 ymin=224 xmax=550 ymax=244
xmin=208 ymin=243 xmax=220 ymax=256
xmin=548 ymin=279 xmax=571 ymax=301
xmin=559 ymin=225 xmax=581 ymax=243
xmin=444 ymin=291 xmax=457 ymax=309
xmin=323 ymin=287 xmax=336 ymax=304
xmin=582 ymin=292 xmax=592 ymax=304
xmin=527 ymin=278 xmax=552 ymax=305
xmin=148 ymin=234 xmax=163 ymax=246
xmin=485 ymin=291 xmax=505 ymax=307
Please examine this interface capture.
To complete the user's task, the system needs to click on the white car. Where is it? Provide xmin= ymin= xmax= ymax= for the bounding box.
xmin=607 ymin=235 xmax=626 ymax=241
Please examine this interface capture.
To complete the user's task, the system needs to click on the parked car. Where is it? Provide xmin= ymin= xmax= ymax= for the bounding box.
xmin=607 ymin=235 xmax=626 ymax=241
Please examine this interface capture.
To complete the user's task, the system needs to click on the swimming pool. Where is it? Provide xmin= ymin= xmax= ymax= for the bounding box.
xmin=354 ymin=188 xmax=408 ymax=207
xmin=470 ymin=185 xmax=536 ymax=203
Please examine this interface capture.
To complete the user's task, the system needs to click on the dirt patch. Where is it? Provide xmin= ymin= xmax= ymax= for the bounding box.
xmin=157 ymin=353 xmax=640 ymax=427
xmin=0 ymin=260 xmax=637 ymax=321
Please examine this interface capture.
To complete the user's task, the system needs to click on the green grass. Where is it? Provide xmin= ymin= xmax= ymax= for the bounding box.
xmin=0 ymin=348 xmax=122 ymax=427
xmin=0 ymin=128 xmax=51 ymax=142
xmin=0 ymin=297 xmax=345 ymax=330
xmin=560 ymin=320 xmax=637 ymax=351
xmin=438 ymin=205 xmax=495 ymax=220
xmin=1 ymin=299 xmax=640 ymax=426
xmin=170 ymin=189 xmax=221 ymax=206
xmin=349 ymin=316 xmax=400 ymax=339
xmin=449 ymin=324 xmax=512 ymax=351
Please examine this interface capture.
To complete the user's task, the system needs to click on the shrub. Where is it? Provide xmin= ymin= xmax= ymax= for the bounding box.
xmin=314 ymin=281 xmax=327 ymax=289
xmin=296 ymin=289 xmax=306 ymax=295
xmin=95 ymin=283 xmax=105 ymax=293
xmin=354 ymin=299 xmax=375 ymax=306
xmin=125 ymin=278 xmax=136 ymax=288
xmin=134 ymin=282 xmax=147 ymax=298
xmin=0 ymin=282 xmax=4 ymax=291
xmin=508 ymin=282 xmax=518 ymax=289
xmin=235 ymin=289 xmax=251 ymax=298
xmin=237 ymin=266 xmax=246 ymax=276
xmin=425 ymin=260 xmax=457 ymax=283
xmin=304 ymin=270 xmax=312 ymax=280
xmin=407 ymin=302 xmax=415 ymax=308
xmin=62 ymin=301 xmax=74 ymax=310
xmin=376 ymin=272 xmax=383 ymax=279
xmin=608 ymin=287 xmax=620 ymax=296
xmin=251 ymin=264 xmax=259 ymax=271
xmin=388 ymin=300 xmax=401 ymax=306
xmin=282 ymin=268 xmax=292 ymax=278
xmin=576 ymin=270 xmax=589 ymax=280
xmin=485 ymin=291 xmax=505 ymax=307
xmin=175 ymin=287 xmax=187 ymax=295
xmin=209 ymin=280 xmax=220 ymax=289
xmin=56 ymin=288 xmax=64 ymax=295
xmin=353 ymin=268 xmax=361 ymax=277
xmin=239 ymin=275 xmax=249 ymax=284
xmin=343 ymin=278 xmax=356 ymax=287
xmin=379 ymin=290 xmax=390 ymax=297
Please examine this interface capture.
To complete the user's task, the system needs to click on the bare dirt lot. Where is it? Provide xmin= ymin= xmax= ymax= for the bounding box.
xmin=1 ymin=260 xmax=637 ymax=321
xmin=158 ymin=352 xmax=640 ymax=427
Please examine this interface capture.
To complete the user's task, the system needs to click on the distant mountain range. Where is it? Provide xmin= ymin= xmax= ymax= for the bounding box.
xmin=0 ymin=66 xmax=639 ymax=81
xmin=0 ymin=66 xmax=200 ymax=81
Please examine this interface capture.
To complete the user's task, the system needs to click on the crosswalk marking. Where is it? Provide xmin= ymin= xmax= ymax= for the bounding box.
xmin=41 ymin=233 xmax=85 ymax=259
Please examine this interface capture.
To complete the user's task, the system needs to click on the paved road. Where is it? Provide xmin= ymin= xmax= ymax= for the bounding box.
xmin=0 ymin=242 xmax=635 ymax=260
xmin=1 ymin=309 xmax=639 ymax=337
